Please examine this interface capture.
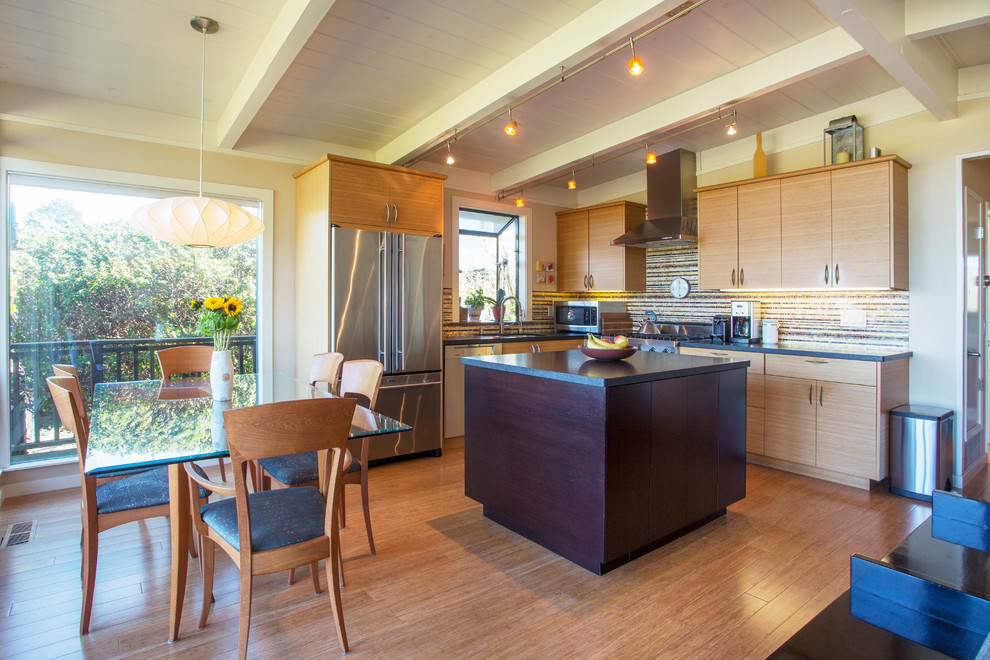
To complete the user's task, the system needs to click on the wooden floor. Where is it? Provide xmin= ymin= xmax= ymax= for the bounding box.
xmin=1 ymin=442 xmax=987 ymax=659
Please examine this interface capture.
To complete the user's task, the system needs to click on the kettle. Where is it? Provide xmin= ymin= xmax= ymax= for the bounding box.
xmin=637 ymin=310 xmax=660 ymax=335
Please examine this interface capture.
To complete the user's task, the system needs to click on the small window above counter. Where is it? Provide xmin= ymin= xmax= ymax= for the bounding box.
xmin=696 ymin=155 xmax=910 ymax=291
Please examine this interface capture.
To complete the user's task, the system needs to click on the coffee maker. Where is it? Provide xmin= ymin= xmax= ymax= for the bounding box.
xmin=730 ymin=301 xmax=761 ymax=343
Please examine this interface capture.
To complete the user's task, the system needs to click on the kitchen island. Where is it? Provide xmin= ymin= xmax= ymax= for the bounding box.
xmin=463 ymin=350 xmax=748 ymax=574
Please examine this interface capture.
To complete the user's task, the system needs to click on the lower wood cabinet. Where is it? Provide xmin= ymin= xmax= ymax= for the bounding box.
xmin=500 ymin=338 xmax=584 ymax=354
xmin=679 ymin=347 xmax=765 ymax=455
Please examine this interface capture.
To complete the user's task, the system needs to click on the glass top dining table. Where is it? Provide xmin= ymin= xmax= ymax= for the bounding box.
xmin=84 ymin=371 xmax=411 ymax=643
xmin=86 ymin=371 xmax=410 ymax=476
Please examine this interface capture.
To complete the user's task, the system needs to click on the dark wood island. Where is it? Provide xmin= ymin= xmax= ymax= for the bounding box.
xmin=463 ymin=350 xmax=748 ymax=574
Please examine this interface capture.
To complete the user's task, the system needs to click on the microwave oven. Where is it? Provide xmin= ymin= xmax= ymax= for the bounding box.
xmin=554 ymin=301 xmax=626 ymax=333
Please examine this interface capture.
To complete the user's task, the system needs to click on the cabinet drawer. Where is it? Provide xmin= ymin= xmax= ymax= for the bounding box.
xmin=680 ymin=347 xmax=764 ymax=374
xmin=765 ymin=353 xmax=876 ymax=385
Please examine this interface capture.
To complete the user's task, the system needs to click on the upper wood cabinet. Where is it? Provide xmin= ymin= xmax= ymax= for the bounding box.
xmin=556 ymin=201 xmax=646 ymax=291
xmin=295 ymin=155 xmax=446 ymax=236
xmin=698 ymin=156 xmax=910 ymax=291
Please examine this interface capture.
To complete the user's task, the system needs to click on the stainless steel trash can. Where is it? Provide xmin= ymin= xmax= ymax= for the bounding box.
xmin=889 ymin=405 xmax=953 ymax=501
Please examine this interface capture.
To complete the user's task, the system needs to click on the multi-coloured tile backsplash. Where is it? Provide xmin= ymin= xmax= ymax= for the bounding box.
xmin=445 ymin=245 xmax=909 ymax=347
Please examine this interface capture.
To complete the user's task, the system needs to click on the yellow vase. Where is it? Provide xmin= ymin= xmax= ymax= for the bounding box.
xmin=753 ymin=132 xmax=767 ymax=177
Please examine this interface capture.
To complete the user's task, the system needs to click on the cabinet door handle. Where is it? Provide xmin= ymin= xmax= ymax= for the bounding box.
xmin=835 ymin=264 xmax=840 ymax=285
xmin=589 ymin=274 xmax=594 ymax=289
xmin=819 ymin=385 xmax=824 ymax=407
xmin=808 ymin=384 xmax=813 ymax=405
xmin=384 ymin=203 xmax=391 ymax=224
xmin=740 ymin=268 xmax=745 ymax=286
xmin=805 ymin=359 xmax=829 ymax=364
xmin=711 ymin=352 xmax=729 ymax=356
xmin=731 ymin=268 xmax=736 ymax=286
xmin=392 ymin=204 xmax=398 ymax=225
xmin=824 ymin=264 xmax=829 ymax=285
xmin=968 ymin=351 xmax=982 ymax=358
xmin=584 ymin=274 xmax=588 ymax=289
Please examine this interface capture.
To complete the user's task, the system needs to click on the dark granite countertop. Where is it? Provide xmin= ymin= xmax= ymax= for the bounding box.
xmin=679 ymin=338 xmax=912 ymax=362
xmin=444 ymin=332 xmax=584 ymax=346
xmin=462 ymin=350 xmax=748 ymax=387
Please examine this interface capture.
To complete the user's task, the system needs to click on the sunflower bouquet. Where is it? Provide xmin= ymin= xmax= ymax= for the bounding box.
xmin=188 ymin=296 xmax=244 ymax=351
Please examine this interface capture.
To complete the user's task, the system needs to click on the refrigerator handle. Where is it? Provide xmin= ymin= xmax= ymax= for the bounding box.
xmin=396 ymin=233 xmax=406 ymax=371
xmin=379 ymin=233 xmax=387 ymax=365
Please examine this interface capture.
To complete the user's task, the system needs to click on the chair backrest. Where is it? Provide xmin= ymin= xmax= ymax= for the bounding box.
xmin=52 ymin=365 xmax=88 ymax=424
xmin=47 ymin=376 xmax=89 ymax=463
xmin=310 ymin=352 xmax=344 ymax=393
xmin=156 ymin=346 xmax=215 ymax=379
xmin=222 ymin=398 xmax=357 ymax=539
xmin=340 ymin=360 xmax=383 ymax=411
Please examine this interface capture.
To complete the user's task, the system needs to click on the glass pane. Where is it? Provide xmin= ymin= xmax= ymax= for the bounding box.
xmin=7 ymin=175 xmax=260 ymax=465
xmin=458 ymin=210 xmax=519 ymax=322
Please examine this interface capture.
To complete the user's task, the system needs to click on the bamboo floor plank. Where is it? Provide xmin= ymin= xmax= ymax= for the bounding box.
xmin=0 ymin=441 xmax=975 ymax=659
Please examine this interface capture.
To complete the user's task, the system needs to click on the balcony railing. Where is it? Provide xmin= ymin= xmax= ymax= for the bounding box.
xmin=8 ymin=335 xmax=256 ymax=464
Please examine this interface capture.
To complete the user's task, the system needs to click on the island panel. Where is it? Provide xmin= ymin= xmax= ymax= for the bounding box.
xmin=718 ymin=367 xmax=748 ymax=509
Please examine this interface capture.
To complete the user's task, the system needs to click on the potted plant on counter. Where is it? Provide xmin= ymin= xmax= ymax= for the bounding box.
xmin=464 ymin=288 xmax=491 ymax=322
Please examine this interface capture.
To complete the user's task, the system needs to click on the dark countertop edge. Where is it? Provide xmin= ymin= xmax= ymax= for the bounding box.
xmin=462 ymin=353 xmax=747 ymax=387
xmin=678 ymin=340 xmax=912 ymax=362
xmin=444 ymin=332 xmax=585 ymax=346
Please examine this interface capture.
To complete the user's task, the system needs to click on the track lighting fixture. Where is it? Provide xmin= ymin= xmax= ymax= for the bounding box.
xmin=628 ymin=38 xmax=644 ymax=75
xmin=445 ymin=141 xmax=455 ymax=165
xmin=515 ymin=197 xmax=525 ymax=207
xmin=646 ymin=147 xmax=657 ymax=165
xmin=504 ymin=107 xmax=518 ymax=136
xmin=568 ymin=171 xmax=576 ymax=189
xmin=726 ymin=123 xmax=737 ymax=136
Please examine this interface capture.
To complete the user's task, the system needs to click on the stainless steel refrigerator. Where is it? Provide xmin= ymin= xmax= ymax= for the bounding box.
xmin=331 ymin=225 xmax=442 ymax=460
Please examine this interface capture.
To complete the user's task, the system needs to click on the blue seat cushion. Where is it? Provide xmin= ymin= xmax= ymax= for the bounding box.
xmin=199 ymin=486 xmax=326 ymax=552
xmin=95 ymin=465 xmax=208 ymax=515
xmin=259 ymin=452 xmax=318 ymax=485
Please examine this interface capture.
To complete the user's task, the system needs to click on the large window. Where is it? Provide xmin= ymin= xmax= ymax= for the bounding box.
xmin=5 ymin=171 xmax=262 ymax=466
xmin=458 ymin=209 xmax=519 ymax=321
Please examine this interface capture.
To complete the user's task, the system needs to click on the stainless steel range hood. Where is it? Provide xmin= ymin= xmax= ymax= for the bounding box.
xmin=611 ymin=148 xmax=697 ymax=247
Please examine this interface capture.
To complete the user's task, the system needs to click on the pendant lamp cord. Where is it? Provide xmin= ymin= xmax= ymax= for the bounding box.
xmin=199 ymin=24 xmax=206 ymax=198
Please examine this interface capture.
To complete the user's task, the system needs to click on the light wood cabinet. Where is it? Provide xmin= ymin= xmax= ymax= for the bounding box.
xmin=679 ymin=347 xmax=765 ymax=455
xmin=296 ymin=155 xmax=445 ymax=236
xmin=500 ymin=338 xmax=584 ymax=354
xmin=698 ymin=156 xmax=910 ymax=291
xmin=556 ymin=202 xmax=646 ymax=291
xmin=759 ymin=353 xmax=909 ymax=488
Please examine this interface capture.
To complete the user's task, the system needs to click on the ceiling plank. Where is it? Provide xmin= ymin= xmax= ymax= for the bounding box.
xmin=809 ymin=0 xmax=957 ymax=120
xmin=216 ymin=0 xmax=336 ymax=149
xmin=491 ymin=27 xmax=863 ymax=191
xmin=374 ymin=0 xmax=688 ymax=166
xmin=904 ymin=0 xmax=990 ymax=39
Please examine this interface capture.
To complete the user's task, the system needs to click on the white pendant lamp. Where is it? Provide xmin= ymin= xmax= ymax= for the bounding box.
xmin=132 ymin=16 xmax=264 ymax=248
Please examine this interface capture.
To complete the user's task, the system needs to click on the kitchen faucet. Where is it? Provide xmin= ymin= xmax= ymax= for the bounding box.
xmin=498 ymin=296 xmax=524 ymax=335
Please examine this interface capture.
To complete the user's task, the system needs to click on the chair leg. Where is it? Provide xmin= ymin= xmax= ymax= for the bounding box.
xmin=325 ymin=540 xmax=349 ymax=654
xmin=238 ymin=570 xmax=253 ymax=660
xmin=217 ymin=457 xmax=227 ymax=482
xmin=287 ymin=568 xmax=296 ymax=586
xmin=359 ymin=473 xmax=375 ymax=556
xmin=337 ymin=530 xmax=345 ymax=589
xmin=188 ymin=524 xmax=199 ymax=559
xmin=310 ymin=561 xmax=321 ymax=594
xmin=339 ymin=487 xmax=346 ymax=528
xmin=199 ymin=539 xmax=215 ymax=629
xmin=80 ymin=524 xmax=98 ymax=635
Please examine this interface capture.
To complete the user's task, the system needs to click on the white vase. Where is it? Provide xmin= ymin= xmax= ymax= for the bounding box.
xmin=210 ymin=349 xmax=234 ymax=401
xmin=211 ymin=400 xmax=232 ymax=449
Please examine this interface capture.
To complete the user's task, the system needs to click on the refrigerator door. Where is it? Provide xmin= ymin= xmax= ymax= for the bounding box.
xmin=362 ymin=372 xmax=442 ymax=460
xmin=331 ymin=226 xmax=385 ymax=363
xmin=391 ymin=233 xmax=442 ymax=374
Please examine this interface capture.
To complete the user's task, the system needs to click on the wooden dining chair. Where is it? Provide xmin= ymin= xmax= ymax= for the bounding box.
xmin=337 ymin=359 xmax=384 ymax=556
xmin=310 ymin=351 xmax=344 ymax=394
xmin=46 ymin=376 xmax=208 ymax=635
xmin=185 ymin=397 xmax=356 ymax=658
xmin=156 ymin=346 xmax=227 ymax=481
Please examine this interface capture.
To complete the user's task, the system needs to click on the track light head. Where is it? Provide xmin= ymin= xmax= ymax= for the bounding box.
xmin=504 ymin=107 xmax=518 ymax=135
xmin=445 ymin=141 xmax=455 ymax=165
xmin=646 ymin=150 xmax=657 ymax=164
xmin=726 ymin=123 xmax=737 ymax=136
xmin=628 ymin=39 xmax=643 ymax=75
xmin=568 ymin=171 xmax=576 ymax=189
xmin=515 ymin=197 xmax=525 ymax=207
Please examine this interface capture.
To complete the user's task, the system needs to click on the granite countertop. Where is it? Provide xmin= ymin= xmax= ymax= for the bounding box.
xmin=462 ymin=350 xmax=748 ymax=387
xmin=444 ymin=332 xmax=584 ymax=346
xmin=679 ymin=338 xmax=912 ymax=362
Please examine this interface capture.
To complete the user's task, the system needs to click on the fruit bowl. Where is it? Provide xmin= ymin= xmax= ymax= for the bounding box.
xmin=579 ymin=345 xmax=637 ymax=361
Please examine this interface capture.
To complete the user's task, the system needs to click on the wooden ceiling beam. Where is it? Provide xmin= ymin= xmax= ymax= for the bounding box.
xmin=374 ymin=0 xmax=688 ymax=167
xmin=810 ymin=0 xmax=958 ymax=121
xmin=491 ymin=27 xmax=863 ymax=192
xmin=216 ymin=0 xmax=336 ymax=150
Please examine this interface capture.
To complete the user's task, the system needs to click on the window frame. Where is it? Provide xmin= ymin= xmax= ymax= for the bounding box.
xmin=0 ymin=157 xmax=274 ymax=470
xmin=451 ymin=196 xmax=530 ymax=320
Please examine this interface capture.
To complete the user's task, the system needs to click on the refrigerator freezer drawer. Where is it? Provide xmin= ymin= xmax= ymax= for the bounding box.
xmin=354 ymin=372 xmax=442 ymax=461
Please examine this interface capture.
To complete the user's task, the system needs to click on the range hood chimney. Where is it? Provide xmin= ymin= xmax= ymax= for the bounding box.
xmin=611 ymin=148 xmax=697 ymax=247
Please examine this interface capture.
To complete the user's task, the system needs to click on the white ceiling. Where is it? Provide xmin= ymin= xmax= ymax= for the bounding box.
xmin=0 ymin=0 xmax=988 ymax=205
